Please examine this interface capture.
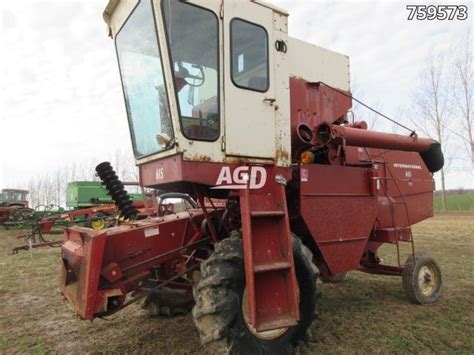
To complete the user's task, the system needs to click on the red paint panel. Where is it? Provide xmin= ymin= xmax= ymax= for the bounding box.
xmin=289 ymin=77 xmax=351 ymax=128
xmin=140 ymin=154 xmax=184 ymax=187
xmin=345 ymin=146 xmax=435 ymax=230
xmin=300 ymin=165 xmax=377 ymax=273
xmin=368 ymin=149 xmax=435 ymax=228
xmin=404 ymin=192 xmax=434 ymax=224
xmin=254 ymin=271 xmax=296 ymax=330
xmin=300 ymin=164 xmax=372 ymax=196
xmin=139 ymin=154 xmax=291 ymax=189
xmin=290 ymin=77 xmax=352 ymax=158
xmin=251 ymin=218 xmax=287 ymax=264
xmin=59 ymin=227 xmax=107 ymax=319
xmin=376 ymin=227 xmax=412 ymax=243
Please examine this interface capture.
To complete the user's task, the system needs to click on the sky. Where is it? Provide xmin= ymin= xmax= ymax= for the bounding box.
xmin=0 ymin=0 xmax=473 ymax=191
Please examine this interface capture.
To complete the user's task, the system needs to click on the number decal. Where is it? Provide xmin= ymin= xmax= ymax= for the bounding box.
xmin=457 ymin=5 xmax=468 ymax=20
xmin=416 ymin=5 xmax=427 ymax=20
xmin=406 ymin=5 xmax=417 ymax=20
xmin=406 ymin=5 xmax=468 ymax=21
xmin=155 ymin=168 xmax=164 ymax=180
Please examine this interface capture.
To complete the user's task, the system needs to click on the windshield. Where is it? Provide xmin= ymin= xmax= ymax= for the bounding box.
xmin=116 ymin=0 xmax=173 ymax=158
xmin=11 ymin=192 xmax=25 ymax=201
xmin=0 ymin=191 xmax=25 ymax=202
xmin=162 ymin=1 xmax=219 ymax=141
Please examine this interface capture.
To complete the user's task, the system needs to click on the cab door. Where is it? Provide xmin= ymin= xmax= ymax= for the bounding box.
xmin=223 ymin=0 xmax=276 ymax=159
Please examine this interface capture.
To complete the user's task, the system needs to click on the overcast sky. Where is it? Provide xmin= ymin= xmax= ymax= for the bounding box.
xmin=0 ymin=0 xmax=472 ymax=191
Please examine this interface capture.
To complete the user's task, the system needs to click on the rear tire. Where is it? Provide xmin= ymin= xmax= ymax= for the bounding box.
xmin=402 ymin=252 xmax=443 ymax=304
xmin=192 ymin=231 xmax=319 ymax=354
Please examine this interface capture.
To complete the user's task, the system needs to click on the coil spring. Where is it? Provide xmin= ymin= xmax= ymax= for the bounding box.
xmin=95 ymin=162 xmax=138 ymax=221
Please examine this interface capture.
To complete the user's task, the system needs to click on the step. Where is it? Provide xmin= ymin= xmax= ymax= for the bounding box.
xmin=254 ymin=261 xmax=291 ymax=273
xmin=256 ymin=315 xmax=298 ymax=332
xmin=250 ymin=210 xmax=285 ymax=218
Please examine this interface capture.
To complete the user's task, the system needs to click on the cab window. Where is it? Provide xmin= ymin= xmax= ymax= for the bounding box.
xmin=116 ymin=0 xmax=173 ymax=158
xmin=162 ymin=1 xmax=220 ymax=141
xmin=231 ymin=19 xmax=269 ymax=92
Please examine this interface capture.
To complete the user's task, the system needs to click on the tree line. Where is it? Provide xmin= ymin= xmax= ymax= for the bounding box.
xmin=27 ymin=150 xmax=138 ymax=209
xmin=410 ymin=29 xmax=472 ymax=211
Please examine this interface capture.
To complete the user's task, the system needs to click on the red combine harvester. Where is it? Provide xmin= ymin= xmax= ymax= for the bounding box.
xmin=59 ymin=1 xmax=444 ymax=353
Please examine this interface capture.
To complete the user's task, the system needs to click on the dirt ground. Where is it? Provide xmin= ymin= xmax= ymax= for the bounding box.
xmin=0 ymin=213 xmax=473 ymax=353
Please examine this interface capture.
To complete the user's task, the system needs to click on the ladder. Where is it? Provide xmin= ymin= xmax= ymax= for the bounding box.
xmin=367 ymin=149 xmax=415 ymax=265
xmin=239 ymin=170 xmax=299 ymax=332
xmin=382 ymin=159 xmax=415 ymax=264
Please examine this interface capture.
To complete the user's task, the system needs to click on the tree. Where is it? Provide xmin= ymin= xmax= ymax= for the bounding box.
xmin=350 ymin=80 xmax=381 ymax=131
xmin=411 ymin=50 xmax=452 ymax=211
xmin=27 ymin=178 xmax=41 ymax=209
xmin=109 ymin=149 xmax=140 ymax=191
xmin=452 ymin=28 xmax=473 ymax=170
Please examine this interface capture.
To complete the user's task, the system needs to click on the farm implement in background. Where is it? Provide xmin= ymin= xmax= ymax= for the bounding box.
xmin=0 ymin=189 xmax=33 ymax=229
xmin=10 ymin=180 xmax=149 ymax=253
xmin=11 ymin=204 xmax=119 ymax=254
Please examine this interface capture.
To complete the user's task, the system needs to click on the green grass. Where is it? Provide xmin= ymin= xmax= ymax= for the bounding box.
xmin=434 ymin=193 xmax=474 ymax=211
xmin=0 ymin=214 xmax=473 ymax=353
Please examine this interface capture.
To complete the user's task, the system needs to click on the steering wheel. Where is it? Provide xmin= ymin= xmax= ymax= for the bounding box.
xmin=176 ymin=62 xmax=205 ymax=87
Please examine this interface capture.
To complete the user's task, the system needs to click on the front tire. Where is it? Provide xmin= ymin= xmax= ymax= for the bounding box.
xmin=402 ymin=252 xmax=443 ymax=304
xmin=192 ymin=231 xmax=319 ymax=354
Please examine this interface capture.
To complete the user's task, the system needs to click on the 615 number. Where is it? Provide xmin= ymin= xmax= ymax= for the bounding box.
xmin=406 ymin=5 xmax=468 ymax=20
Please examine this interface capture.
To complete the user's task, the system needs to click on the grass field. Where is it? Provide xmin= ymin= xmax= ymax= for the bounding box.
xmin=434 ymin=193 xmax=474 ymax=211
xmin=0 ymin=213 xmax=473 ymax=353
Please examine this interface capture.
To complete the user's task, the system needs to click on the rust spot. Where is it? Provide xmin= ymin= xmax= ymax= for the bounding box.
xmin=275 ymin=148 xmax=290 ymax=162
xmin=187 ymin=154 xmax=212 ymax=162
xmin=223 ymin=156 xmax=249 ymax=165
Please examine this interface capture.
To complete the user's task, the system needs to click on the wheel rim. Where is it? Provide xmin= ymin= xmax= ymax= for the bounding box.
xmin=241 ymin=289 xmax=289 ymax=340
xmin=418 ymin=264 xmax=438 ymax=296
xmin=91 ymin=218 xmax=105 ymax=230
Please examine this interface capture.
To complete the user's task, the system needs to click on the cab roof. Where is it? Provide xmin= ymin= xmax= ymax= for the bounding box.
xmin=2 ymin=189 xmax=29 ymax=193
xmin=103 ymin=0 xmax=288 ymax=26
